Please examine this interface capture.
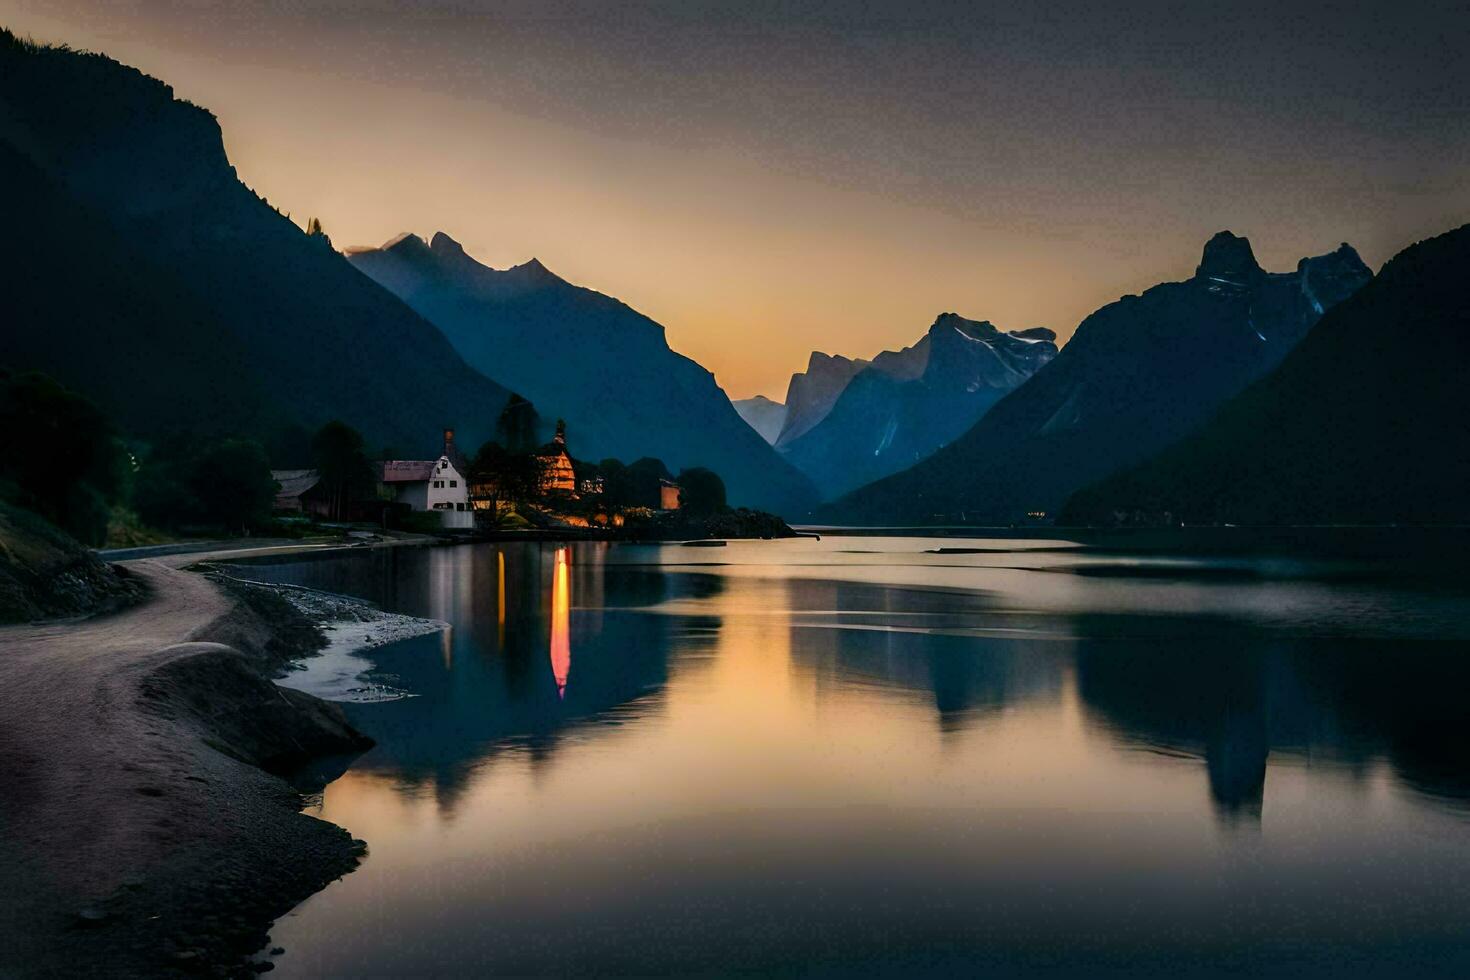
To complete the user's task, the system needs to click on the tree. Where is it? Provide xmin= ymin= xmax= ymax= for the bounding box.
xmin=675 ymin=467 xmax=726 ymax=515
xmin=471 ymin=439 xmax=541 ymax=507
xmin=598 ymin=458 xmax=630 ymax=508
xmin=305 ymin=216 xmax=333 ymax=249
xmin=266 ymin=423 xmax=314 ymax=469
xmin=626 ymin=457 xmax=672 ymax=509
xmin=469 ymin=440 xmax=506 ymax=510
xmin=132 ymin=453 xmax=200 ymax=531
xmin=495 ymin=395 xmax=541 ymax=454
xmin=191 ymin=439 xmax=277 ymax=533
xmin=506 ymin=454 xmax=544 ymax=505
xmin=0 ymin=370 xmax=127 ymax=544
xmin=311 ymin=421 xmax=376 ymax=521
xmin=132 ymin=435 xmax=276 ymax=535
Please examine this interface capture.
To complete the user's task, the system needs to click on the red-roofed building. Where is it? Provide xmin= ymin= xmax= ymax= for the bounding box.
xmin=378 ymin=430 xmax=473 ymax=528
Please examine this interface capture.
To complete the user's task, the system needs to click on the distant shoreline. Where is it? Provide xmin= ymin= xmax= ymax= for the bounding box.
xmin=96 ymin=522 xmax=1470 ymax=568
xmin=798 ymin=523 xmax=1470 ymax=562
xmin=95 ymin=519 xmax=798 ymax=565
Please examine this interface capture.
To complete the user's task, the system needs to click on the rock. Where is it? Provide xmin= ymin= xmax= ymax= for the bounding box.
xmin=0 ymin=502 xmax=146 ymax=624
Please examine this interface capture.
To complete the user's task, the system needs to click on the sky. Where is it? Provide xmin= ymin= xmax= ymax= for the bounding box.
xmin=3 ymin=1 xmax=1467 ymax=399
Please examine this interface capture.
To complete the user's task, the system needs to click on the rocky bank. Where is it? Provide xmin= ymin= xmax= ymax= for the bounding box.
xmin=0 ymin=559 xmax=375 ymax=978
xmin=0 ymin=502 xmax=145 ymax=623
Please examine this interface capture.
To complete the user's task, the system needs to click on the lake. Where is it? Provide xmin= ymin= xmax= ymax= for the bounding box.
xmin=227 ymin=537 xmax=1470 ymax=976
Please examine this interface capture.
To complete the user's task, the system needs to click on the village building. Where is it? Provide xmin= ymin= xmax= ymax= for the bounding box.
xmin=659 ymin=479 xmax=682 ymax=511
xmin=270 ymin=469 xmax=332 ymax=517
xmin=379 ymin=429 xmax=473 ymax=528
xmin=536 ymin=420 xmax=578 ymax=497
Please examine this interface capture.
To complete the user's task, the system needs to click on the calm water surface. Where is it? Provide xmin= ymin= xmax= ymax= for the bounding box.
xmin=230 ymin=537 xmax=1470 ymax=977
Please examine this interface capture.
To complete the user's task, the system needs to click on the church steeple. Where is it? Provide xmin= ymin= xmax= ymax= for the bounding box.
xmin=441 ymin=426 xmax=466 ymax=469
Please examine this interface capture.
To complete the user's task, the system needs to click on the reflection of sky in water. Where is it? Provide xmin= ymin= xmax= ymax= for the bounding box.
xmin=229 ymin=538 xmax=1470 ymax=977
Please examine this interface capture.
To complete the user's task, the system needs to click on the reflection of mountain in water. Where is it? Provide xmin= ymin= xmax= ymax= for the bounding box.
xmin=1294 ymin=643 xmax=1470 ymax=815
xmin=1074 ymin=634 xmax=1274 ymax=824
xmin=1074 ymin=621 xmax=1470 ymax=823
xmin=237 ymin=545 xmax=1470 ymax=826
xmin=775 ymin=579 xmax=1470 ymax=823
xmin=784 ymin=580 xmax=1066 ymax=734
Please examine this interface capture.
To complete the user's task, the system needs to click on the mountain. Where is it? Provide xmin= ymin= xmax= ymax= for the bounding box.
xmin=1062 ymin=224 xmax=1470 ymax=525
xmin=781 ymin=314 xmax=1057 ymax=499
xmin=0 ymin=30 xmax=513 ymax=459
xmin=732 ymin=395 xmax=787 ymax=444
xmin=773 ymin=352 xmax=870 ymax=448
xmin=347 ymin=233 xmax=817 ymax=514
xmin=820 ymin=231 xmax=1373 ymax=525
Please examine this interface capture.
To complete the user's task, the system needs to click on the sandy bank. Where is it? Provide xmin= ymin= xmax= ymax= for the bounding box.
xmin=0 ymin=560 xmax=374 ymax=978
xmin=203 ymin=567 xmax=449 ymax=703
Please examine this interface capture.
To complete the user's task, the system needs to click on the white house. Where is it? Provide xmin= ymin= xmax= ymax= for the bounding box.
xmin=380 ymin=431 xmax=474 ymax=528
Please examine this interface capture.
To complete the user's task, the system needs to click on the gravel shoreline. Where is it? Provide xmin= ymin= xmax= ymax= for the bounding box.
xmin=204 ymin=569 xmax=449 ymax=703
xmin=0 ymin=560 xmax=393 ymax=978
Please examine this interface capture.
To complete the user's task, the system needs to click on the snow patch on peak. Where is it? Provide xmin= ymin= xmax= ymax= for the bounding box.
xmin=1010 ymin=327 xmax=1057 ymax=343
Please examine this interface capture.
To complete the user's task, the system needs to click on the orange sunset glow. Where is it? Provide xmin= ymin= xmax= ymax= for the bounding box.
xmin=5 ymin=1 xmax=1465 ymax=397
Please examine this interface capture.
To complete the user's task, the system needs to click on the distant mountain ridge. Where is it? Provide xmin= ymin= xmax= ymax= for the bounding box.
xmin=0 ymin=30 xmax=514 ymax=458
xmin=821 ymin=231 xmax=1373 ymax=524
xmin=782 ymin=313 xmax=1058 ymax=499
xmin=1062 ymin=224 xmax=1470 ymax=525
xmin=348 ymin=233 xmax=817 ymax=514
xmin=774 ymin=352 xmax=870 ymax=449
xmin=732 ymin=395 xmax=787 ymax=443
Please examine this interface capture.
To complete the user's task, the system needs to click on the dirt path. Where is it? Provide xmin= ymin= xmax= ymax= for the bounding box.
xmin=0 ymin=560 xmax=368 ymax=977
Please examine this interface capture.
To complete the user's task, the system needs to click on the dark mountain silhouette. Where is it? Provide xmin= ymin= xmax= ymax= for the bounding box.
xmin=347 ymin=233 xmax=817 ymax=514
xmin=781 ymin=314 xmax=1057 ymax=499
xmin=732 ymin=395 xmax=787 ymax=443
xmin=820 ymin=232 xmax=1372 ymax=525
xmin=1062 ymin=224 xmax=1470 ymax=525
xmin=773 ymin=352 xmax=870 ymax=448
xmin=0 ymin=31 xmax=513 ymax=457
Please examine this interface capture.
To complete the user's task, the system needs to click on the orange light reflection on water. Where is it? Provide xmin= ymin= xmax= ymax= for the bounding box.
xmin=550 ymin=548 xmax=571 ymax=699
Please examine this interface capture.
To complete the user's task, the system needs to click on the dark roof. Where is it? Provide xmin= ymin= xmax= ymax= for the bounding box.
xmin=271 ymin=469 xmax=319 ymax=499
xmin=380 ymin=460 xmax=437 ymax=482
